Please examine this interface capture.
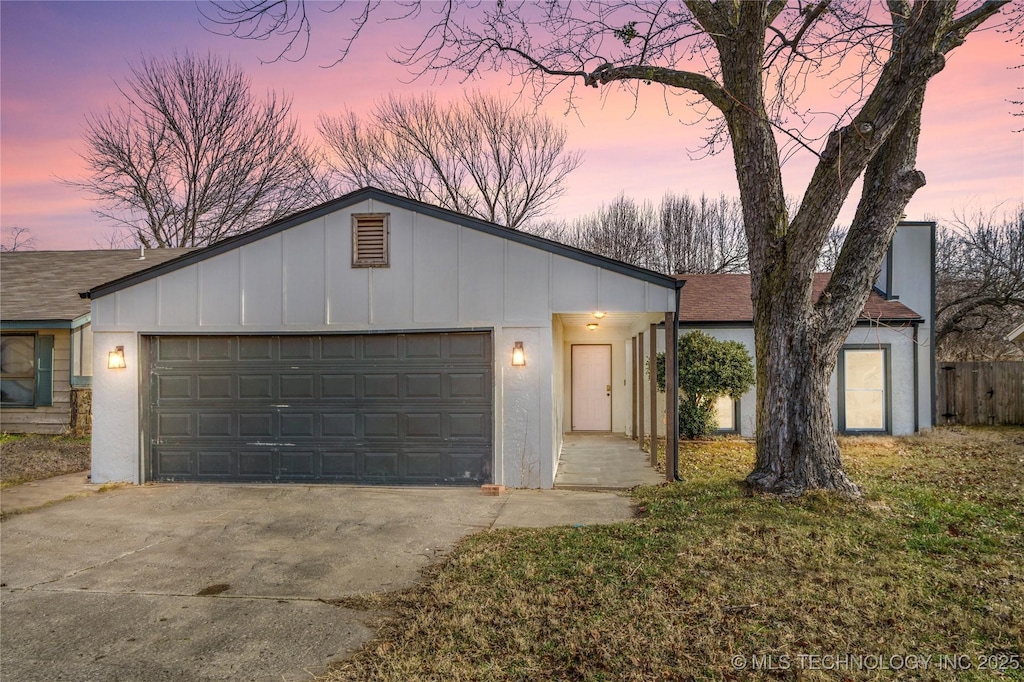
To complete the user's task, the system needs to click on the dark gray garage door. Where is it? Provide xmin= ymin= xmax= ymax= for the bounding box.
xmin=146 ymin=332 xmax=493 ymax=484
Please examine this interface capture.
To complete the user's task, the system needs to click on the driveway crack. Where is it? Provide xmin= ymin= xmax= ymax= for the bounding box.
xmin=18 ymin=537 xmax=173 ymax=590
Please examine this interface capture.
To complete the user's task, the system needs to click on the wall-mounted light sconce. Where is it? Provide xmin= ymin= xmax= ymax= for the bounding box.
xmin=107 ymin=346 xmax=126 ymax=369
xmin=586 ymin=323 xmax=599 ymax=331
xmin=592 ymin=311 xmax=606 ymax=319
xmin=511 ymin=341 xmax=526 ymax=366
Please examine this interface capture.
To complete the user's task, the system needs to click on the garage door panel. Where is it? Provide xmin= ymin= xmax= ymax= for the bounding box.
xmin=198 ymin=375 xmax=233 ymax=399
xmin=239 ymin=337 xmax=273 ymax=360
xmin=280 ymin=451 xmax=316 ymax=477
xmin=364 ymin=451 xmax=399 ymax=478
xmin=321 ymin=336 xmax=357 ymax=359
xmin=405 ymin=373 xmax=443 ymax=399
xmin=449 ymin=413 xmax=489 ymax=440
xmin=157 ymin=413 xmax=192 ymax=438
xmin=364 ymin=412 xmax=400 ymax=438
xmin=197 ymin=451 xmax=233 ymax=476
xmin=280 ymin=375 xmax=315 ymax=399
xmin=280 ymin=413 xmax=315 ymax=438
xmin=322 ymin=375 xmax=357 ymax=398
xmin=155 ymin=450 xmax=193 ymax=477
xmin=322 ymin=413 xmax=357 ymax=437
xmin=157 ymin=375 xmax=193 ymax=401
xmin=197 ymin=337 xmax=233 ymax=360
xmin=239 ymin=451 xmax=274 ymax=476
xmin=449 ymin=450 xmax=490 ymax=480
xmin=449 ymin=334 xmax=488 ymax=359
xmin=406 ymin=334 xmax=442 ymax=358
xmin=405 ymin=450 xmax=443 ymax=479
xmin=280 ymin=336 xmax=315 ymax=359
xmin=147 ymin=332 xmax=492 ymax=484
xmin=363 ymin=374 xmax=399 ymax=398
xmin=156 ymin=337 xmax=192 ymax=361
xmin=239 ymin=413 xmax=275 ymax=437
xmin=239 ymin=375 xmax=274 ymax=399
xmin=406 ymin=413 xmax=443 ymax=438
xmin=321 ymin=451 xmax=357 ymax=478
xmin=363 ymin=336 xmax=399 ymax=358
xmin=198 ymin=413 xmax=233 ymax=437
xmin=449 ymin=373 xmax=488 ymax=399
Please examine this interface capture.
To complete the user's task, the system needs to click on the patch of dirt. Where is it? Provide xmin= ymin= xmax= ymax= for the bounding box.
xmin=0 ymin=435 xmax=90 ymax=487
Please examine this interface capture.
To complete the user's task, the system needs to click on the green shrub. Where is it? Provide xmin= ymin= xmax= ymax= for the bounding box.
xmin=654 ymin=330 xmax=755 ymax=439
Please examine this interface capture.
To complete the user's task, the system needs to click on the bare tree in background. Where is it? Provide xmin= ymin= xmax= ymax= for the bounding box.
xmin=657 ymin=193 xmax=746 ymax=274
xmin=206 ymin=0 xmax=1018 ymax=495
xmin=566 ymin=194 xmax=659 ymax=269
xmin=565 ymin=192 xmax=746 ymax=274
xmin=69 ymin=52 xmax=333 ymax=248
xmin=1 ymin=227 xmax=37 ymax=252
xmin=319 ymin=92 xmax=581 ymax=230
xmin=936 ymin=205 xmax=1024 ymax=360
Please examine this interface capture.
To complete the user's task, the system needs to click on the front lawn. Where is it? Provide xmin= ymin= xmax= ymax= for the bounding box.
xmin=0 ymin=433 xmax=91 ymax=487
xmin=323 ymin=428 xmax=1023 ymax=681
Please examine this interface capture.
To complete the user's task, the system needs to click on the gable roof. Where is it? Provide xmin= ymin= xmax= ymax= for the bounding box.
xmin=677 ymin=272 xmax=923 ymax=324
xmin=1 ymin=248 xmax=195 ymax=324
xmin=85 ymin=187 xmax=682 ymax=300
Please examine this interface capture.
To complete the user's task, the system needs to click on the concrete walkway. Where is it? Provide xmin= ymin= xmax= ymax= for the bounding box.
xmin=0 ymin=470 xmax=100 ymax=517
xmin=554 ymin=432 xmax=664 ymax=489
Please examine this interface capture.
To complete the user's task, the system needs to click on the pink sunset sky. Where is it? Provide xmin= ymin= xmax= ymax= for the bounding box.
xmin=1 ymin=1 xmax=1021 ymax=250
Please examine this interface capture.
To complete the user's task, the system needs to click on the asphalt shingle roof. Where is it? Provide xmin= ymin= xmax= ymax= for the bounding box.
xmin=677 ymin=272 xmax=923 ymax=323
xmin=1 ymin=249 xmax=195 ymax=322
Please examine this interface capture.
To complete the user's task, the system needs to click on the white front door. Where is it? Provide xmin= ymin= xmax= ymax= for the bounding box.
xmin=572 ymin=344 xmax=612 ymax=431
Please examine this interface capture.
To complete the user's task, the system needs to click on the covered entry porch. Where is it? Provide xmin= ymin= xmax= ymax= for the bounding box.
xmin=552 ymin=311 xmax=679 ymax=487
xmin=554 ymin=432 xmax=662 ymax=489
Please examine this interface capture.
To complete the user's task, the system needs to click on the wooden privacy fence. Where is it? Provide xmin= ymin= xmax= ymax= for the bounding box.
xmin=937 ymin=361 xmax=1024 ymax=426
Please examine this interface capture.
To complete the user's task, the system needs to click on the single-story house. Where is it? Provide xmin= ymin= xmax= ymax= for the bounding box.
xmin=85 ymin=188 xmax=683 ymax=487
xmin=1 ymin=248 xmax=193 ymax=434
xmin=631 ymin=221 xmax=936 ymax=440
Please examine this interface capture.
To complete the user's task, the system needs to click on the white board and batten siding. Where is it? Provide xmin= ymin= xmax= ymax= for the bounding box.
xmin=91 ymin=198 xmax=676 ymax=486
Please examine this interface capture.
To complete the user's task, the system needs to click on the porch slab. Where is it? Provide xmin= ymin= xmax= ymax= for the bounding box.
xmin=554 ymin=433 xmax=663 ymax=490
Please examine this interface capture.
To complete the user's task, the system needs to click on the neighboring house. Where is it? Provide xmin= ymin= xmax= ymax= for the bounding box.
xmin=85 ymin=188 xmax=683 ymax=487
xmin=1007 ymin=321 xmax=1024 ymax=346
xmin=1 ymin=249 xmax=194 ymax=434
xmin=634 ymin=221 xmax=935 ymax=438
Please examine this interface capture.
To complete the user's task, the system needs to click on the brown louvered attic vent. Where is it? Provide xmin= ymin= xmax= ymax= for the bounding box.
xmin=352 ymin=213 xmax=390 ymax=267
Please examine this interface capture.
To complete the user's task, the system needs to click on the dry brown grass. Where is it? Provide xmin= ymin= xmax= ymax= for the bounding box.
xmin=321 ymin=428 xmax=1023 ymax=681
xmin=0 ymin=433 xmax=90 ymax=487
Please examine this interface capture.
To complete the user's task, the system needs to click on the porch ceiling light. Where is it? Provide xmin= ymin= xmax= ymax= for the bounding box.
xmin=592 ymin=311 xmax=607 ymax=319
xmin=107 ymin=346 xmax=126 ymax=370
xmin=511 ymin=341 xmax=526 ymax=367
xmin=586 ymin=323 xmax=599 ymax=331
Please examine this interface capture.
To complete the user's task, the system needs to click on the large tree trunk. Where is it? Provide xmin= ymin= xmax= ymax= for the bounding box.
xmin=745 ymin=303 xmax=858 ymax=496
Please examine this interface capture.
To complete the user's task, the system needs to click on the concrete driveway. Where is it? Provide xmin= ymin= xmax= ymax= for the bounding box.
xmin=0 ymin=483 xmax=635 ymax=681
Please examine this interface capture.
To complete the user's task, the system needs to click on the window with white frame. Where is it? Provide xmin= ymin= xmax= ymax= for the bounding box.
xmin=841 ymin=347 xmax=888 ymax=432
xmin=713 ymin=395 xmax=738 ymax=432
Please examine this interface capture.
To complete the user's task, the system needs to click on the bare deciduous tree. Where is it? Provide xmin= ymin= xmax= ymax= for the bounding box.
xmin=563 ymin=192 xmax=746 ymax=274
xmin=566 ymin=193 xmax=660 ymax=269
xmin=319 ymin=92 xmax=582 ymax=229
xmin=1 ymin=226 xmax=37 ymax=252
xmin=206 ymin=0 xmax=1018 ymax=495
xmin=657 ymin=193 xmax=746 ymax=274
xmin=936 ymin=205 xmax=1024 ymax=360
xmin=69 ymin=52 xmax=333 ymax=248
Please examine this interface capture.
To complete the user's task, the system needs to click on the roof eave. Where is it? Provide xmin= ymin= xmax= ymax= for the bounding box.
xmin=86 ymin=187 xmax=681 ymax=300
